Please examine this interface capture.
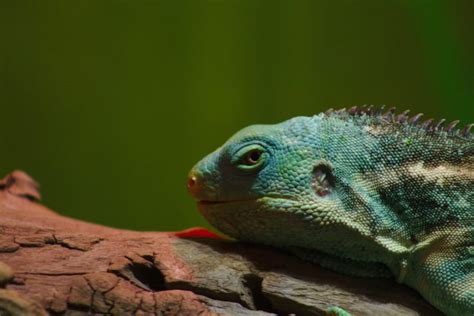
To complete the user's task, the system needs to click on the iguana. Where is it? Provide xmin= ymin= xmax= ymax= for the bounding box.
xmin=187 ymin=106 xmax=473 ymax=316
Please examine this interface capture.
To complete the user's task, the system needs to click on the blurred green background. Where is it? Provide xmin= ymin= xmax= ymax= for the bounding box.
xmin=0 ymin=0 xmax=472 ymax=231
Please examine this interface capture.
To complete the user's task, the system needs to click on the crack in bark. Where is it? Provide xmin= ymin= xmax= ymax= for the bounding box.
xmin=164 ymin=280 xmax=262 ymax=312
xmin=51 ymin=234 xmax=103 ymax=251
xmin=109 ymin=254 xmax=166 ymax=292
xmin=242 ymin=274 xmax=275 ymax=313
xmin=84 ymin=276 xmax=96 ymax=314
xmin=152 ymin=289 xmax=158 ymax=314
xmin=104 ymin=281 xmax=120 ymax=315
xmin=131 ymin=291 xmax=143 ymax=315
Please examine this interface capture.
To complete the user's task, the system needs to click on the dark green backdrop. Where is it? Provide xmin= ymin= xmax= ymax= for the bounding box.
xmin=0 ymin=0 xmax=472 ymax=231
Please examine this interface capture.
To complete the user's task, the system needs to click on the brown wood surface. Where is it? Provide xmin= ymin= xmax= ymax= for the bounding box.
xmin=0 ymin=171 xmax=441 ymax=315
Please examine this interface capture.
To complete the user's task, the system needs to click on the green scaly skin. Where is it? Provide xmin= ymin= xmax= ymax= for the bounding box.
xmin=188 ymin=107 xmax=473 ymax=315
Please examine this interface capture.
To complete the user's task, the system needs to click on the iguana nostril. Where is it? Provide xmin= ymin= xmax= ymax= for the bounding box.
xmin=187 ymin=175 xmax=197 ymax=190
xmin=188 ymin=172 xmax=208 ymax=199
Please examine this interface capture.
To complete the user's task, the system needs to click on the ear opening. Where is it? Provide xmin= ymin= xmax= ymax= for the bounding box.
xmin=312 ymin=161 xmax=335 ymax=197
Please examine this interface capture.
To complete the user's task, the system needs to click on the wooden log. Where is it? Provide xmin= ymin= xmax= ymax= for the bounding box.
xmin=0 ymin=171 xmax=440 ymax=315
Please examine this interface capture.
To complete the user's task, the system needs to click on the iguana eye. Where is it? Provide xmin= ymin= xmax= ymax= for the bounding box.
xmin=244 ymin=149 xmax=262 ymax=165
xmin=232 ymin=144 xmax=267 ymax=171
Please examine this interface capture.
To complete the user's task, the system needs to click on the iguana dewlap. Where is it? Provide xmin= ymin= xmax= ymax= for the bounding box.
xmin=188 ymin=107 xmax=473 ymax=316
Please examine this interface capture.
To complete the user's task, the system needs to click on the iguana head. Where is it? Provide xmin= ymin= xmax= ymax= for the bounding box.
xmin=187 ymin=115 xmax=341 ymax=248
xmin=187 ymin=107 xmax=473 ymax=254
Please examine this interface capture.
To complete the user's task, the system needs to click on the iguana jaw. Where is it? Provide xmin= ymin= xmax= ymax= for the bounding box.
xmin=196 ymin=197 xmax=345 ymax=251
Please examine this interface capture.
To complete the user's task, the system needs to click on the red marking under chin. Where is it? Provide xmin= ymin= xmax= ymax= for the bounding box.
xmin=174 ymin=227 xmax=222 ymax=239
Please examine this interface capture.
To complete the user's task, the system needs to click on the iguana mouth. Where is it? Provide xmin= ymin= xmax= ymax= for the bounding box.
xmin=198 ymin=196 xmax=296 ymax=206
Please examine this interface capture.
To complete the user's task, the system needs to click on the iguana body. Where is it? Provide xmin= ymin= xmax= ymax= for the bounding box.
xmin=187 ymin=107 xmax=473 ymax=315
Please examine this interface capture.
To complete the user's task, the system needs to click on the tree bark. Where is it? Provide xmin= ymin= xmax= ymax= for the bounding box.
xmin=0 ymin=171 xmax=440 ymax=316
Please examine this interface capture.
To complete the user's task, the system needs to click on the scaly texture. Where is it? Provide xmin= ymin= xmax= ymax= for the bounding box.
xmin=188 ymin=106 xmax=474 ymax=316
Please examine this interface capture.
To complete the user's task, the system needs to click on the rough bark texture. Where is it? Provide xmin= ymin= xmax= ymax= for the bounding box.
xmin=0 ymin=171 xmax=441 ymax=316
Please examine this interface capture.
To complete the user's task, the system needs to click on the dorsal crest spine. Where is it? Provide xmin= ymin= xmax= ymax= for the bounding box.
xmin=324 ymin=105 xmax=473 ymax=138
